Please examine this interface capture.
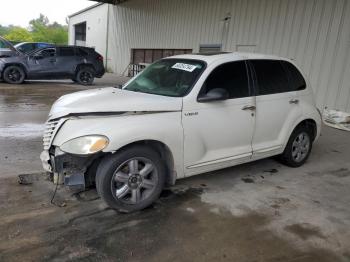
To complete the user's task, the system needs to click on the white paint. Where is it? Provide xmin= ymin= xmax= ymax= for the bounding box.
xmin=45 ymin=53 xmax=321 ymax=181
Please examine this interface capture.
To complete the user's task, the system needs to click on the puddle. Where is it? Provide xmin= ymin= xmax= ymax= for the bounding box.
xmin=0 ymin=123 xmax=44 ymax=138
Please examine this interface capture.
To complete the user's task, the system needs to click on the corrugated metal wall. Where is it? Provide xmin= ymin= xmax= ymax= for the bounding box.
xmin=108 ymin=0 xmax=350 ymax=111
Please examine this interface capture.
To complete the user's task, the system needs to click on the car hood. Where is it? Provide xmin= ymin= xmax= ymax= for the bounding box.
xmin=48 ymin=87 xmax=183 ymax=120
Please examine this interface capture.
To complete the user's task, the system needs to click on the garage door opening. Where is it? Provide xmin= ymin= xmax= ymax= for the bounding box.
xmin=74 ymin=22 xmax=86 ymax=46
xmin=129 ymin=48 xmax=192 ymax=76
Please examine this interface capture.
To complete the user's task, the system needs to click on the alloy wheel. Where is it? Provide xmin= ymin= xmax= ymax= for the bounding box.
xmin=291 ymin=132 xmax=310 ymax=163
xmin=7 ymin=68 xmax=21 ymax=82
xmin=111 ymin=157 xmax=158 ymax=204
xmin=79 ymin=71 xmax=93 ymax=83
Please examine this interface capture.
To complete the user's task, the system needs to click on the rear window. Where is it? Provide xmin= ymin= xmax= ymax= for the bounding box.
xmin=251 ymin=60 xmax=290 ymax=95
xmin=282 ymin=61 xmax=306 ymax=91
xmin=58 ymin=47 xmax=75 ymax=56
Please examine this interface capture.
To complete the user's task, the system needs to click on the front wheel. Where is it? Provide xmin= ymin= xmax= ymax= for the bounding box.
xmin=278 ymin=126 xmax=313 ymax=167
xmin=3 ymin=65 xmax=25 ymax=84
xmin=96 ymin=145 xmax=165 ymax=213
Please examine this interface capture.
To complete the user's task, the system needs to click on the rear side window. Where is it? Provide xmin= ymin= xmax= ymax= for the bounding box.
xmin=202 ymin=61 xmax=250 ymax=99
xmin=58 ymin=47 xmax=75 ymax=56
xmin=282 ymin=61 xmax=306 ymax=91
xmin=251 ymin=60 xmax=290 ymax=95
xmin=76 ymin=48 xmax=89 ymax=56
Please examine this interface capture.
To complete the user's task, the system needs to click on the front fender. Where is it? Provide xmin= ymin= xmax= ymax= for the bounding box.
xmin=52 ymin=112 xmax=184 ymax=178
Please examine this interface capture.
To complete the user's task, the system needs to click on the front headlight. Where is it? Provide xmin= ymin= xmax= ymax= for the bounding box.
xmin=60 ymin=135 xmax=109 ymax=155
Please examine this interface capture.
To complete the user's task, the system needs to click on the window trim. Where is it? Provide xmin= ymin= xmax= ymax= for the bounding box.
xmin=197 ymin=60 xmax=253 ymax=101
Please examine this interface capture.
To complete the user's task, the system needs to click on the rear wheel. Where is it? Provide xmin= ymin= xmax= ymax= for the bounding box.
xmin=96 ymin=145 xmax=165 ymax=213
xmin=75 ymin=67 xmax=95 ymax=85
xmin=3 ymin=65 xmax=25 ymax=84
xmin=278 ymin=125 xmax=313 ymax=167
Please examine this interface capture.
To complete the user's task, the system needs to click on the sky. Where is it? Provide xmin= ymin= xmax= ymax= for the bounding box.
xmin=0 ymin=0 xmax=95 ymax=27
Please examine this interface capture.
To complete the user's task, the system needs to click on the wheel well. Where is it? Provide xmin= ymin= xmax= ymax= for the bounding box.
xmin=75 ymin=64 xmax=96 ymax=75
xmin=295 ymin=119 xmax=317 ymax=141
xmin=3 ymin=63 xmax=27 ymax=77
xmin=86 ymin=140 xmax=176 ymax=187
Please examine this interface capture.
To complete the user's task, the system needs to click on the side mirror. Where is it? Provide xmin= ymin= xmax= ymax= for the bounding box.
xmin=197 ymin=88 xmax=229 ymax=103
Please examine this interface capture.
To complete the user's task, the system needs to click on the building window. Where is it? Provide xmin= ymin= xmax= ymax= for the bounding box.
xmin=129 ymin=48 xmax=192 ymax=77
xmin=74 ymin=22 xmax=86 ymax=46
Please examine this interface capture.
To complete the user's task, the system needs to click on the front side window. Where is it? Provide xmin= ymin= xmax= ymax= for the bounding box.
xmin=200 ymin=61 xmax=250 ymax=99
xmin=37 ymin=48 xmax=56 ymax=57
xmin=251 ymin=60 xmax=290 ymax=95
xmin=124 ymin=59 xmax=206 ymax=97
xmin=18 ymin=43 xmax=35 ymax=53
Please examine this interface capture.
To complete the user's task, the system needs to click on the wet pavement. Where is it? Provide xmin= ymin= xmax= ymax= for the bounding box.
xmin=0 ymin=78 xmax=350 ymax=261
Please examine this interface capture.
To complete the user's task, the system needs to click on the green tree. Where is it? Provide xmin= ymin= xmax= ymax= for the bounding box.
xmin=4 ymin=27 xmax=33 ymax=42
xmin=30 ymin=14 xmax=68 ymax=44
xmin=0 ymin=25 xmax=11 ymax=36
xmin=1 ymin=14 xmax=68 ymax=44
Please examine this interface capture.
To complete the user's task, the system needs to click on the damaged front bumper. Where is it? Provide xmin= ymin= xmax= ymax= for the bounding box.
xmin=40 ymin=148 xmax=98 ymax=189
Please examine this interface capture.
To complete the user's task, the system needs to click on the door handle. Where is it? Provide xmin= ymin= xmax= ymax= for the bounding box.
xmin=49 ymin=58 xmax=56 ymax=63
xmin=289 ymin=99 xmax=299 ymax=104
xmin=242 ymin=105 xmax=256 ymax=111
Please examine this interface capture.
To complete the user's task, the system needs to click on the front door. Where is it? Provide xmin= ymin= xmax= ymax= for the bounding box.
xmin=183 ymin=61 xmax=256 ymax=176
xmin=27 ymin=48 xmax=57 ymax=78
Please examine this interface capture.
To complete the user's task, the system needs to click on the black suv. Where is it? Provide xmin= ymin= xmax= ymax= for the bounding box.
xmin=0 ymin=45 xmax=105 ymax=85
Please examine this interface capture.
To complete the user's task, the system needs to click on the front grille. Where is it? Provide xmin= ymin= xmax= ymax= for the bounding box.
xmin=43 ymin=120 xmax=60 ymax=150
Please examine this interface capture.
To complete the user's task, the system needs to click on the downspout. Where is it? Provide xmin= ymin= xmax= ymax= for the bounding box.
xmin=105 ymin=4 xmax=110 ymax=70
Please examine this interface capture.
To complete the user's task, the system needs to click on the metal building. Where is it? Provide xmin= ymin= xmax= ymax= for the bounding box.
xmin=68 ymin=0 xmax=350 ymax=112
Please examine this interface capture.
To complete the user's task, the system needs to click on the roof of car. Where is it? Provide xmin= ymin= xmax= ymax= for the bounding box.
xmin=16 ymin=42 xmax=52 ymax=44
xmin=169 ymin=52 xmax=292 ymax=64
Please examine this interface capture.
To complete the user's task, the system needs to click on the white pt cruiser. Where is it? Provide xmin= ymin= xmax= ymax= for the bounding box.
xmin=41 ymin=52 xmax=322 ymax=212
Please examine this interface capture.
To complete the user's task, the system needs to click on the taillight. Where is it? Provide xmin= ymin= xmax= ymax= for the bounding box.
xmin=97 ymin=55 xmax=103 ymax=62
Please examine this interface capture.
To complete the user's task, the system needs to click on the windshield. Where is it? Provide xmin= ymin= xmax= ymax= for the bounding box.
xmin=124 ymin=59 xmax=206 ymax=97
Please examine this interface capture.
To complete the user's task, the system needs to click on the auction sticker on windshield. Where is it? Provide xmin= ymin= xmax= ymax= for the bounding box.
xmin=172 ymin=63 xmax=197 ymax=72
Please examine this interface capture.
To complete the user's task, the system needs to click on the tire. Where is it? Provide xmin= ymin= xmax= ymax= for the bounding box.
xmin=278 ymin=125 xmax=313 ymax=167
xmin=96 ymin=145 xmax=166 ymax=213
xmin=3 ymin=65 xmax=25 ymax=84
xmin=75 ymin=67 xmax=95 ymax=86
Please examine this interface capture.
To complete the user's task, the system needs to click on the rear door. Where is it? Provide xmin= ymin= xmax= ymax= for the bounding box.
xmin=250 ymin=60 xmax=302 ymax=157
xmin=55 ymin=47 xmax=78 ymax=77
